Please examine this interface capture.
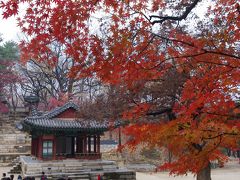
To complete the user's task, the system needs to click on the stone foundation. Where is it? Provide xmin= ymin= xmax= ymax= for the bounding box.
xmin=20 ymin=156 xmax=136 ymax=180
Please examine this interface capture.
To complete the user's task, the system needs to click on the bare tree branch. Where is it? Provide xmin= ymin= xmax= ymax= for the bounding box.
xmin=150 ymin=0 xmax=201 ymax=24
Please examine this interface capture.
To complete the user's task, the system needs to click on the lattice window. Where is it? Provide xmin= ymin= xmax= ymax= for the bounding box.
xmin=42 ymin=141 xmax=53 ymax=159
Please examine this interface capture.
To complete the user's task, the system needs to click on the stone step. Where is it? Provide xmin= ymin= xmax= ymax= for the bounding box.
xmin=0 ymin=135 xmax=28 ymax=139
xmin=8 ymin=156 xmax=22 ymax=174
xmin=0 ymin=154 xmax=26 ymax=164
xmin=8 ymin=170 xmax=21 ymax=174
xmin=0 ymin=146 xmax=30 ymax=154
xmin=67 ymin=174 xmax=90 ymax=180
xmin=0 ymin=125 xmax=14 ymax=128
xmin=25 ymin=173 xmax=91 ymax=180
xmin=8 ymin=167 xmax=22 ymax=174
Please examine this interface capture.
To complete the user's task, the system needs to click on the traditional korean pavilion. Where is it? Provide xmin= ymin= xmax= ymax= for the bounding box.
xmin=21 ymin=97 xmax=110 ymax=161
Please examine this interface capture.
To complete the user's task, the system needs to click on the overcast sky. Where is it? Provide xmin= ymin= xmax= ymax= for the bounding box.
xmin=0 ymin=1 xmax=209 ymax=44
xmin=0 ymin=9 xmax=22 ymax=43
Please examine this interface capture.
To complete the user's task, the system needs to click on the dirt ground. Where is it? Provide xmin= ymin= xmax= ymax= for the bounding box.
xmin=137 ymin=159 xmax=240 ymax=180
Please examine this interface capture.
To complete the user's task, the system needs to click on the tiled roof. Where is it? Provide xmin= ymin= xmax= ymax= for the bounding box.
xmin=45 ymin=102 xmax=79 ymax=118
xmin=23 ymin=117 xmax=109 ymax=132
xmin=21 ymin=102 xmax=113 ymax=133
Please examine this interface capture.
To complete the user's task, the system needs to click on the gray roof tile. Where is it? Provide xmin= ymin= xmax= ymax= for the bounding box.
xmin=45 ymin=101 xmax=79 ymax=118
xmin=22 ymin=102 xmax=111 ymax=132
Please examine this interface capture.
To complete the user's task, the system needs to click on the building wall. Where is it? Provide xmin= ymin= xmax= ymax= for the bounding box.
xmin=55 ymin=108 xmax=77 ymax=119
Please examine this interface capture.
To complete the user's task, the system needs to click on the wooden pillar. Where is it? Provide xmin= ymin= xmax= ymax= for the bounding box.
xmin=88 ymin=135 xmax=91 ymax=153
xmin=97 ymin=135 xmax=100 ymax=153
xmin=38 ymin=136 xmax=43 ymax=159
xmin=31 ymin=138 xmax=34 ymax=156
xmin=35 ymin=137 xmax=39 ymax=157
xmin=31 ymin=137 xmax=39 ymax=156
xmin=79 ymin=136 xmax=83 ymax=153
xmin=71 ymin=136 xmax=75 ymax=156
xmin=94 ymin=135 xmax=97 ymax=153
xmin=76 ymin=136 xmax=80 ymax=153
xmin=83 ymin=136 xmax=87 ymax=153
xmin=53 ymin=136 xmax=57 ymax=160
xmin=76 ymin=137 xmax=78 ymax=153
xmin=118 ymin=127 xmax=122 ymax=153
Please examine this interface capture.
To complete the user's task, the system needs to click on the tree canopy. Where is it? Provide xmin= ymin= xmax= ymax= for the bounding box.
xmin=1 ymin=0 xmax=239 ymax=179
xmin=0 ymin=40 xmax=19 ymax=61
xmin=0 ymin=38 xmax=19 ymax=112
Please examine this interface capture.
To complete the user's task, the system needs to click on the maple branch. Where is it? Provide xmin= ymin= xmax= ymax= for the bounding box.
xmin=89 ymin=0 xmax=100 ymax=12
xmin=196 ymin=60 xmax=239 ymax=69
xmin=207 ymin=135 xmax=223 ymax=154
xmin=201 ymin=130 xmax=240 ymax=137
xmin=150 ymin=0 xmax=201 ymax=24
xmin=193 ymin=135 xmax=223 ymax=154
xmin=152 ymin=33 xmax=240 ymax=60
xmin=203 ymin=133 xmax=224 ymax=140
xmin=124 ymin=2 xmax=152 ymax=24
xmin=192 ymin=143 xmax=204 ymax=151
xmin=153 ymin=33 xmax=193 ymax=46
xmin=146 ymin=107 xmax=176 ymax=121
xmin=237 ymin=4 xmax=240 ymax=14
xmin=138 ymin=34 xmax=156 ymax=55
xmin=146 ymin=51 xmax=239 ymax=71
xmin=146 ymin=107 xmax=172 ymax=116
xmin=200 ymin=111 xmax=240 ymax=119
xmin=202 ymin=50 xmax=240 ymax=60
xmin=134 ymin=33 xmax=239 ymax=71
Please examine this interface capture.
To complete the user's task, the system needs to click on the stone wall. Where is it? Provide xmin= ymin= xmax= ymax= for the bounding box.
xmin=0 ymin=112 xmax=31 ymax=165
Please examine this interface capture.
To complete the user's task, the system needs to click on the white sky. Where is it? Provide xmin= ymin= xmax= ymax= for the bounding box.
xmin=0 ymin=13 xmax=21 ymax=43
xmin=0 ymin=1 xmax=209 ymax=44
xmin=0 ymin=3 xmax=25 ymax=44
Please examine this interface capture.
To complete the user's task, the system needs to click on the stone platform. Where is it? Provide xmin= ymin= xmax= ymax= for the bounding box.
xmin=20 ymin=156 xmax=136 ymax=180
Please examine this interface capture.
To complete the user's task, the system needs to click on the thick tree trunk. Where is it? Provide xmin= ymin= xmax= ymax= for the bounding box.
xmin=197 ymin=162 xmax=211 ymax=180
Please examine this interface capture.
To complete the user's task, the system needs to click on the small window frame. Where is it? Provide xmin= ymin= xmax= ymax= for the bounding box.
xmin=42 ymin=140 xmax=53 ymax=159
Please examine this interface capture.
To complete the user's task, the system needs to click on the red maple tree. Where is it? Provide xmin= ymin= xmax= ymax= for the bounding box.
xmin=1 ymin=0 xmax=239 ymax=179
